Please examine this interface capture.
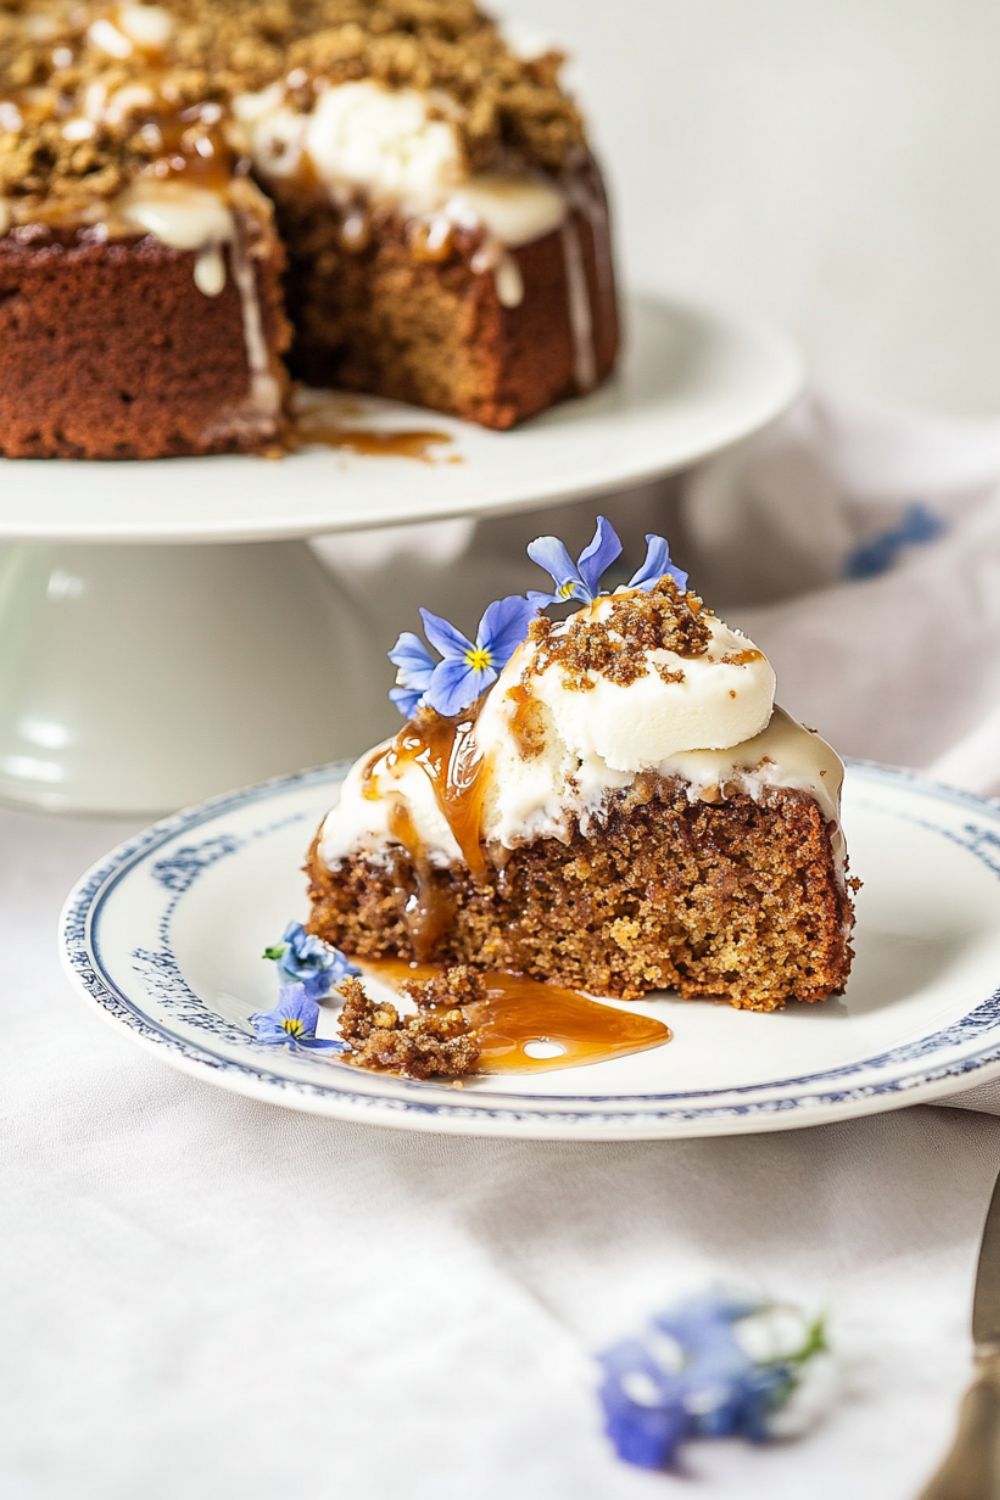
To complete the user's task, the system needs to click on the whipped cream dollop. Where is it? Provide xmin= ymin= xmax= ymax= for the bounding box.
xmin=234 ymin=79 xmax=569 ymax=250
xmin=509 ymin=597 xmax=777 ymax=773
xmin=319 ymin=591 xmax=845 ymax=873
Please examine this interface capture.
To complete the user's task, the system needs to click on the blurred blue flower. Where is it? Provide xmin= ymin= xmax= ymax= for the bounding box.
xmin=263 ymin=921 xmax=359 ymax=999
xmin=627 ymin=533 xmax=689 ymax=593
xmin=388 ymin=630 xmax=437 ymax=719
xmin=527 ymin=515 xmax=623 ymax=606
xmin=419 ymin=595 xmax=536 ymax=717
xmin=597 ymin=1291 xmax=829 ymax=1471
xmin=250 ymin=983 xmax=344 ymax=1051
xmin=844 ymin=502 xmax=945 ymax=581
xmin=598 ymin=1337 xmax=690 ymax=1470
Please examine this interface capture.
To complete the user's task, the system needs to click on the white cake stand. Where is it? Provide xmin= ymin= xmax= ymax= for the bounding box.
xmin=0 ymin=293 xmax=801 ymax=814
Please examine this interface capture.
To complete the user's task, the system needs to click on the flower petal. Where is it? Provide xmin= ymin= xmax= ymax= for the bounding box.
xmin=628 ymin=534 xmax=689 ymax=593
xmin=577 ymin=515 xmax=623 ymax=596
xmin=426 ymin=656 xmax=495 ymax=717
xmin=419 ymin=608 xmax=473 ymax=662
xmin=390 ymin=685 xmax=426 ymax=719
xmin=526 ymin=535 xmax=582 ymax=594
xmin=597 ymin=1339 xmax=688 ymax=1470
xmin=476 ymin=594 xmax=535 ymax=666
xmin=388 ymin=630 xmax=436 ymax=688
xmin=300 ymin=971 xmax=334 ymax=1001
xmin=526 ymin=589 xmax=559 ymax=609
xmin=275 ymin=984 xmax=321 ymax=1033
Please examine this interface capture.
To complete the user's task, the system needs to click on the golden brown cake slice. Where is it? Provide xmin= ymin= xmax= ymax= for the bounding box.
xmin=306 ymin=520 xmax=857 ymax=1013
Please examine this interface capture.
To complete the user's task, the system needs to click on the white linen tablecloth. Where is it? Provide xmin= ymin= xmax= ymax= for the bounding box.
xmin=6 ymin=392 xmax=1000 ymax=1498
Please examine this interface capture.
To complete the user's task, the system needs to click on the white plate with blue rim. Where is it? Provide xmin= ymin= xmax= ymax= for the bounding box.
xmin=59 ymin=758 xmax=1000 ymax=1139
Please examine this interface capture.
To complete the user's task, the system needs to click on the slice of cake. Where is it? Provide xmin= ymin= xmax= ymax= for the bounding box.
xmin=306 ymin=519 xmax=857 ymax=1013
xmin=0 ymin=1 xmax=618 ymax=458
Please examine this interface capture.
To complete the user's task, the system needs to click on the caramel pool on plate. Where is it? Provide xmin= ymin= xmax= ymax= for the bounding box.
xmin=365 ymin=961 xmax=671 ymax=1075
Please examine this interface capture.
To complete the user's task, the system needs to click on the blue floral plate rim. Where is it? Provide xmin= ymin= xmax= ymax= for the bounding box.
xmin=58 ymin=757 xmax=1000 ymax=1139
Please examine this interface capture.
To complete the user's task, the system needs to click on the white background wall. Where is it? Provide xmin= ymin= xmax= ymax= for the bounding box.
xmin=496 ymin=0 xmax=1000 ymax=416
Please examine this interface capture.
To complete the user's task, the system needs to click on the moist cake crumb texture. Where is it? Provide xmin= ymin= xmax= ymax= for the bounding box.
xmin=310 ymin=779 xmax=855 ymax=1012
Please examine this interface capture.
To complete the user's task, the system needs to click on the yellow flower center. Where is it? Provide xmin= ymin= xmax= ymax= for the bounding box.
xmin=281 ymin=1018 xmax=305 ymax=1037
xmin=558 ymin=580 xmax=577 ymax=599
xmin=465 ymin=646 xmax=493 ymax=673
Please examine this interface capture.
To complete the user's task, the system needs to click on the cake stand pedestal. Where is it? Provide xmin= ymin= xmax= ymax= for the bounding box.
xmin=0 ymin=294 xmax=801 ymax=815
xmin=0 ymin=539 xmax=396 ymax=814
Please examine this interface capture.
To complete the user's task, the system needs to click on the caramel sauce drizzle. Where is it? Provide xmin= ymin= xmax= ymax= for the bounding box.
xmin=372 ymin=706 xmax=490 ymax=876
xmin=366 ymin=961 xmax=672 ymax=1076
xmin=362 ymin=707 xmax=490 ymax=959
xmin=385 ymin=799 xmax=454 ymax=956
xmin=292 ymin=422 xmax=456 ymax=463
xmin=504 ymin=682 xmax=544 ymax=758
xmin=288 ymin=392 xmax=457 ymax=463
xmin=151 ymin=109 xmax=234 ymax=192
xmin=724 ymin=648 xmax=764 ymax=666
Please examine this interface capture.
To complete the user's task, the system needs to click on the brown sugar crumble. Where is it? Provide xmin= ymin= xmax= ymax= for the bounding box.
xmin=400 ymin=963 xmax=484 ymax=1009
xmin=525 ymin=580 xmax=714 ymax=692
xmin=0 ymin=0 xmax=586 ymax=222
xmin=336 ymin=969 xmax=482 ymax=1079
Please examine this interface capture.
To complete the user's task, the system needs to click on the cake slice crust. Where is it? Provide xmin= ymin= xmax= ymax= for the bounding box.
xmin=0 ymin=212 xmax=290 ymax=459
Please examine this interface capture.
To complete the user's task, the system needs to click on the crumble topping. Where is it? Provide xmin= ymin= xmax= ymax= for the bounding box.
xmin=336 ymin=967 xmax=482 ymax=1078
xmin=0 ymin=0 xmax=586 ymax=221
xmin=400 ymin=962 xmax=484 ymax=1008
xmin=524 ymin=580 xmax=714 ymax=692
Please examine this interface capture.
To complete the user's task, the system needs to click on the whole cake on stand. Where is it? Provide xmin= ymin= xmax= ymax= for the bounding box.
xmin=0 ymin=0 xmax=618 ymax=456
xmin=0 ymin=5 xmax=802 ymax=816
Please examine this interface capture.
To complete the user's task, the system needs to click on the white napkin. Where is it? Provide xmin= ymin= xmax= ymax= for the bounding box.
xmin=7 ymin=396 xmax=1000 ymax=1500
xmin=680 ymin=391 xmax=1000 ymax=791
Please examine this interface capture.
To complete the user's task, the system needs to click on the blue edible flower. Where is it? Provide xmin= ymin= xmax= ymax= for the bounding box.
xmin=250 ymin=983 xmax=345 ymax=1051
xmin=597 ymin=1291 xmax=830 ymax=1471
xmin=527 ymin=514 xmax=623 ymax=606
xmin=527 ymin=517 xmax=689 ymax=605
xmin=263 ymin=921 xmax=359 ymax=1000
xmin=388 ymin=630 xmax=437 ymax=719
xmin=385 ymin=518 xmax=693 ymax=719
xmin=627 ymin=533 xmax=689 ymax=593
xmin=418 ymin=595 xmax=536 ymax=718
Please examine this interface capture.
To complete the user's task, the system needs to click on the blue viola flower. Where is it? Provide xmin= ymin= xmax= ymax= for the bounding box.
xmin=527 ymin=514 xmax=623 ymax=606
xmin=250 ymin=983 xmax=344 ymax=1051
xmin=263 ymin=921 xmax=359 ymax=1000
xmin=419 ymin=594 xmax=536 ymax=717
xmin=597 ymin=1291 xmax=830 ymax=1471
xmin=627 ymin=533 xmax=689 ymax=593
xmin=388 ymin=630 xmax=437 ymax=719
